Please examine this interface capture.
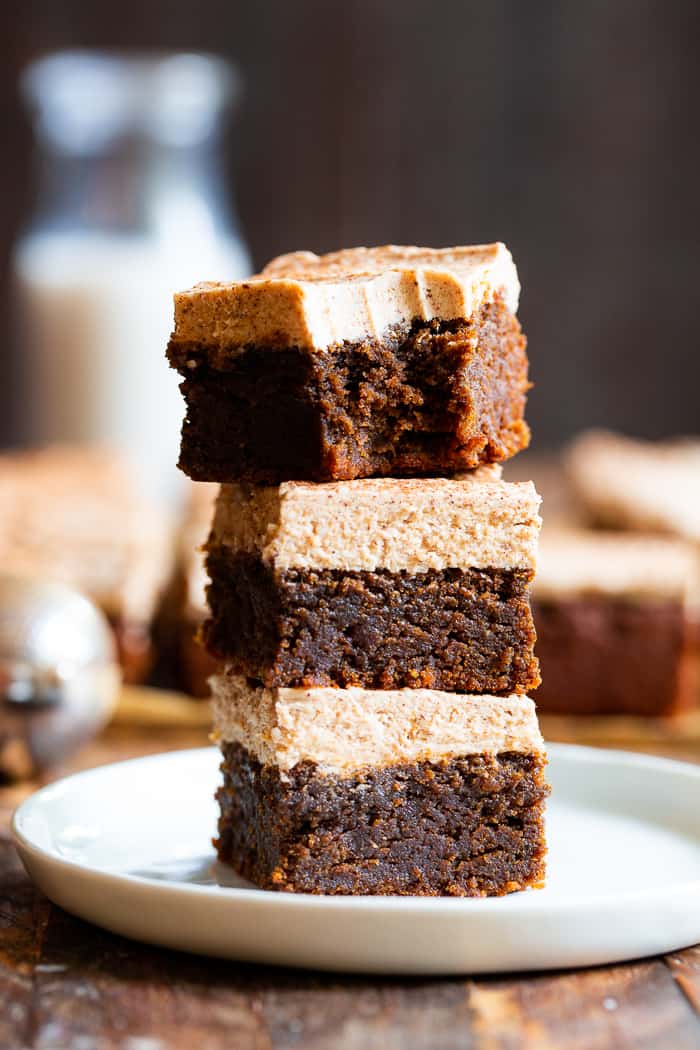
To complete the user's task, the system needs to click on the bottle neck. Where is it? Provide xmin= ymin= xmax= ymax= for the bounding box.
xmin=27 ymin=134 xmax=236 ymax=242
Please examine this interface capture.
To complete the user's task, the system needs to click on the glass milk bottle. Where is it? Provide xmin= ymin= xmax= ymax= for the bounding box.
xmin=13 ymin=51 xmax=252 ymax=499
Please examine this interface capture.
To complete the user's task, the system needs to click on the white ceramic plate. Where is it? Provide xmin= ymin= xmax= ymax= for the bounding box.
xmin=12 ymin=743 xmax=700 ymax=975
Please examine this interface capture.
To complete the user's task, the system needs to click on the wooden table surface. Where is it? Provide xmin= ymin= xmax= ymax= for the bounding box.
xmin=2 ymin=715 xmax=700 ymax=1050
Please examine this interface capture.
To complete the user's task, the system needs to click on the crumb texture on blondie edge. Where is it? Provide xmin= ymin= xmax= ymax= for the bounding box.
xmin=204 ymin=555 xmax=540 ymax=694
xmin=216 ymin=742 xmax=548 ymax=896
xmin=169 ymin=298 xmax=531 ymax=483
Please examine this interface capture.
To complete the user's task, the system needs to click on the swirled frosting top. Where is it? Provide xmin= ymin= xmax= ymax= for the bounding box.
xmin=171 ymin=242 xmax=520 ymax=352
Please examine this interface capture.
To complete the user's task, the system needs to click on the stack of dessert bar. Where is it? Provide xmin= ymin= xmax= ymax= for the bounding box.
xmin=168 ymin=244 xmax=549 ymax=896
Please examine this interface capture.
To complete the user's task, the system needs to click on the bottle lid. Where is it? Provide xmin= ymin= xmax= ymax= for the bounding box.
xmin=21 ymin=50 xmax=241 ymax=153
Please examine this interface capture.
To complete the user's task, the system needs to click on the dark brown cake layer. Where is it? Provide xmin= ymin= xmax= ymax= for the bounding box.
xmin=216 ymin=742 xmax=548 ymax=896
xmin=203 ymin=552 xmax=540 ymax=694
xmin=533 ymin=596 xmax=693 ymax=716
xmin=168 ymin=297 xmax=530 ymax=484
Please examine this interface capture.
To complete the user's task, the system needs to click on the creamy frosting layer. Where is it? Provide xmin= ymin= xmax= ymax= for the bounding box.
xmin=211 ymin=673 xmax=544 ymax=775
xmin=209 ymin=467 xmax=541 ymax=573
xmin=567 ymin=430 xmax=700 ymax=544
xmin=534 ymin=528 xmax=697 ymax=601
xmin=172 ymin=243 xmax=520 ymax=352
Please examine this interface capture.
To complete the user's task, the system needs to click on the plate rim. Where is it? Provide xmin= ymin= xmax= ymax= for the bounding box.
xmin=11 ymin=741 xmax=700 ymax=913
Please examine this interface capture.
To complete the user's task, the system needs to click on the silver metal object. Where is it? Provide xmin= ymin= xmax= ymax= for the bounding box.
xmin=0 ymin=575 xmax=121 ymax=779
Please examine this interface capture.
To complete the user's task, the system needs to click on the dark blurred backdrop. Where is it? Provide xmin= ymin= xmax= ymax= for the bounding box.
xmin=2 ymin=0 xmax=698 ymax=449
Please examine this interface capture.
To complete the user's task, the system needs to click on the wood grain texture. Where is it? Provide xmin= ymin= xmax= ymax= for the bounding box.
xmin=1 ymin=724 xmax=699 ymax=1049
xmin=469 ymin=960 xmax=700 ymax=1050
xmin=0 ymin=832 xmax=45 ymax=1049
xmin=667 ymin=946 xmax=700 ymax=1017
